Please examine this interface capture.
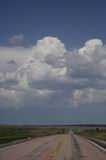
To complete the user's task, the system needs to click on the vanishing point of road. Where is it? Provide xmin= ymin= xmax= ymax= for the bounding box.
xmin=0 ymin=133 xmax=106 ymax=160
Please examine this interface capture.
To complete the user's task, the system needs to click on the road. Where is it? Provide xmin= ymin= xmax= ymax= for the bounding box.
xmin=0 ymin=133 xmax=106 ymax=160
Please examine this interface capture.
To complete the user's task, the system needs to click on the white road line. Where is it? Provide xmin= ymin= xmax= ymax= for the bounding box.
xmin=84 ymin=137 xmax=106 ymax=153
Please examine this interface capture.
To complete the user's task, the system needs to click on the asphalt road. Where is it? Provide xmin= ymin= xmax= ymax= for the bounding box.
xmin=0 ymin=133 xmax=106 ymax=160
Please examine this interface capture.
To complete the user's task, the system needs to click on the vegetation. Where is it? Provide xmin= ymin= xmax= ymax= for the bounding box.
xmin=74 ymin=127 xmax=106 ymax=141
xmin=0 ymin=125 xmax=70 ymax=144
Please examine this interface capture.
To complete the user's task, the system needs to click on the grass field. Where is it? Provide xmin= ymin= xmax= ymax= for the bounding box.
xmin=74 ymin=127 xmax=106 ymax=141
xmin=0 ymin=125 xmax=106 ymax=145
xmin=0 ymin=125 xmax=70 ymax=144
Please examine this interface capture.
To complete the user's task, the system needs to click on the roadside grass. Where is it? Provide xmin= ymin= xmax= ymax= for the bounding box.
xmin=74 ymin=128 xmax=106 ymax=141
xmin=0 ymin=126 xmax=70 ymax=144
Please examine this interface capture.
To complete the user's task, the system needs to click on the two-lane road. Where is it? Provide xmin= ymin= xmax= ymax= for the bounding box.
xmin=0 ymin=133 xmax=106 ymax=160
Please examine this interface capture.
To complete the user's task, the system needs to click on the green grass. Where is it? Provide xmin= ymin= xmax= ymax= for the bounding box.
xmin=0 ymin=126 xmax=70 ymax=144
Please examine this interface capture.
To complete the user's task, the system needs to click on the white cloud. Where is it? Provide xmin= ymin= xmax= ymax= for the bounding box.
xmin=0 ymin=37 xmax=106 ymax=108
xmin=73 ymin=88 xmax=106 ymax=106
xmin=79 ymin=39 xmax=103 ymax=55
xmin=67 ymin=39 xmax=106 ymax=79
xmin=17 ymin=37 xmax=67 ymax=89
xmin=8 ymin=34 xmax=25 ymax=44
xmin=0 ymin=46 xmax=30 ymax=62
xmin=32 ymin=36 xmax=66 ymax=59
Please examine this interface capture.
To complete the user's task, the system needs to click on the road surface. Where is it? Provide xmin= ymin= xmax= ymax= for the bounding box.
xmin=0 ymin=133 xmax=106 ymax=160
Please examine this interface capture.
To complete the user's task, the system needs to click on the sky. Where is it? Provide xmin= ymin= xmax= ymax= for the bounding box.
xmin=0 ymin=0 xmax=106 ymax=124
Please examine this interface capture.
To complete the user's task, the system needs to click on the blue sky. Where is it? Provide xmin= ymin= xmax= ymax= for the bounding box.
xmin=0 ymin=0 xmax=106 ymax=48
xmin=0 ymin=0 xmax=106 ymax=124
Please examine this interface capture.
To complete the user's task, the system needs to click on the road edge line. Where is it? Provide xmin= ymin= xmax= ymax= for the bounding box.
xmin=84 ymin=137 xmax=106 ymax=154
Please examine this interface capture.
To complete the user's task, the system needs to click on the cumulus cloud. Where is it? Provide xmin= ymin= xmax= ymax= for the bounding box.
xmin=8 ymin=34 xmax=25 ymax=44
xmin=0 ymin=36 xmax=106 ymax=108
xmin=67 ymin=39 xmax=106 ymax=78
xmin=17 ymin=37 xmax=67 ymax=88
